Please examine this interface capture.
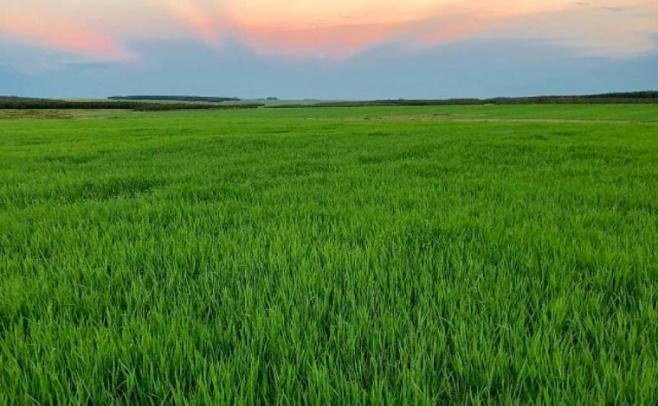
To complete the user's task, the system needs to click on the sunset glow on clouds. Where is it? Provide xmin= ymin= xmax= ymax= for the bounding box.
xmin=1 ymin=1 xmax=657 ymax=98
xmin=160 ymin=0 xmax=658 ymax=56
xmin=0 ymin=4 xmax=131 ymax=60
xmin=2 ymin=0 xmax=657 ymax=60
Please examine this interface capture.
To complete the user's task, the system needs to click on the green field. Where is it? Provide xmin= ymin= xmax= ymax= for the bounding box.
xmin=1 ymin=105 xmax=657 ymax=403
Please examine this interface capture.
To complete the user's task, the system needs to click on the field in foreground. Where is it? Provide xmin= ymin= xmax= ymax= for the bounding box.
xmin=1 ymin=105 xmax=657 ymax=403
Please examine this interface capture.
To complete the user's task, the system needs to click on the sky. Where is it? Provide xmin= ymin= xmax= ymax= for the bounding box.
xmin=1 ymin=0 xmax=657 ymax=99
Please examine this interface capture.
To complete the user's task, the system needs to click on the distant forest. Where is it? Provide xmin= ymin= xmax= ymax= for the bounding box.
xmin=0 ymin=97 xmax=260 ymax=111
xmin=1 ymin=91 xmax=657 ymax=110
xmin=271 ymin=91 xmax=658 ymax=108
xmin=108 ymin=95 xmax=240 ymax=103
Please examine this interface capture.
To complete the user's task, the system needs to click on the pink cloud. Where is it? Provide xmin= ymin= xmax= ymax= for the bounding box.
xmin=1 ymin=0 xmax=656 ymax=61
xmin=0 ymin=9 xmax=131 ymax=60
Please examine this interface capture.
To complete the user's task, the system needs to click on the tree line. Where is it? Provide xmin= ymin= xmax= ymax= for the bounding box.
xmin=0 ymin=97 xmax=261 ymax=111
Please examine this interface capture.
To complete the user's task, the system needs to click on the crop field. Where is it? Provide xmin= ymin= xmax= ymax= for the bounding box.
xmin=1 ymin=105 xmax=657 ymax=403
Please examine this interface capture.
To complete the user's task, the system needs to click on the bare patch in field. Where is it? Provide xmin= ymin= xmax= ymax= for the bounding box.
xmin=0 ymin=110 xmax=130 ymax=120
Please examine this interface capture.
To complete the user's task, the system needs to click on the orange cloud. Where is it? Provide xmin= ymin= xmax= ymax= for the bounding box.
xmin=231 ymin=21 xmax=416 ymax=57
xmin=164 ymin=1 xmax=222 ymax=46
xmin=488 ymin=1 xmax=658 ymax=56
xmin=207 ymin=0 xmax=579 ymax=56
xmin=405 ymin=1 xmax=574 ymax=45
xmin=223 ymin=0 xmax=439 ymax=30
xmin=223 ymin=0 xmax=436 ymax=56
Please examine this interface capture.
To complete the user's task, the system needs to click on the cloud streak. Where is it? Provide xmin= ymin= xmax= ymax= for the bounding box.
xmin=1 ymin=1 xmax=657 ymax=66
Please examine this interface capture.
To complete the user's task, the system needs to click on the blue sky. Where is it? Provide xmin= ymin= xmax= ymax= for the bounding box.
xmin=1 ymin=1 xmax=657 ymax=99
